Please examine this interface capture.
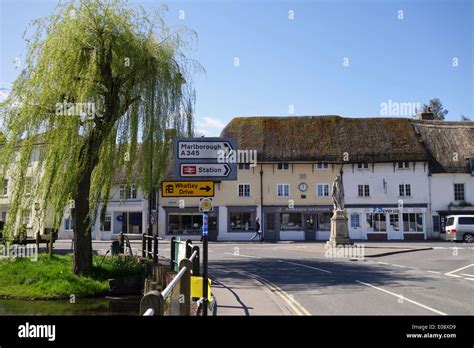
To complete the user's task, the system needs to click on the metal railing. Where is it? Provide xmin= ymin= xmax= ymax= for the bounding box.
xmin=140 ymin=241 xmax=201 ymax=316
xmin=171 ymin=237 xmax=200 ymax=275
xmin=140 ymin=257 xmax=193 ymax=316
xmin=141 ymin=233 xmax=162 ymax=262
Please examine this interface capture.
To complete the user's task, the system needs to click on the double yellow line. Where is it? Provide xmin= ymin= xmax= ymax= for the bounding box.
xmin=212 ymin=265 xmax=311 ymax=316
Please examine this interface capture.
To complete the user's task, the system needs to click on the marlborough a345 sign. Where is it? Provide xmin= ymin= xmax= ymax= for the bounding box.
xmin=173 ymin=137 xmax=237 ymax=181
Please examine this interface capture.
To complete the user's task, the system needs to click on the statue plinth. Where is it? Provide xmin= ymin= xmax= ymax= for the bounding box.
xmin=326 ymin=210 xmax=353 ymax=246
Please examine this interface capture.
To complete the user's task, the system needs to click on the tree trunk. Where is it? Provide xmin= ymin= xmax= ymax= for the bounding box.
xmin=72 ymin=165 xmax=94 ymax=275
xmin=72 ymin=133 xmax=101 ymax=275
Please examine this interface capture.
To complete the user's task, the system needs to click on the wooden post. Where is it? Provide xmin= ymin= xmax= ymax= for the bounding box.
xmin=179 ymin=259 xmax=192 ymax=316
xmin=139 ymin=290 xmax=164 ymax=316
xmin=170 ymin=237 xmax=176 ymax=269
xmin=153 ymin=235 xmax=158 ymax=263
xmin=119 ymin=232 xmax=124 ymax=254
xmin=185 ymin=239 xmax=192 ymax=259
xmin=192 ymin=245 xmax=200 ymax=276
xmin=35 ymin=232 xmax=40 ymax=254
xmin=49 ymin=235 xmax=53 ymax=258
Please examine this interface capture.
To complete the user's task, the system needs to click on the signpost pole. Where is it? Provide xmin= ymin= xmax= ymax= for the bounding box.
xmin=202 ymin=211 xmax=209 ymax=316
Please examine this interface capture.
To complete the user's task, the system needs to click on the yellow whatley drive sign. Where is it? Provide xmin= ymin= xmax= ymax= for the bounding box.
xmin=161 ymin=181 xmax=214 ymax=197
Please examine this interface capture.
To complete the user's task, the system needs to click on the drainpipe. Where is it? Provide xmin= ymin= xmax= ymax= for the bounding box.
xmin=260 ymin=164 xmax=264 ymax=240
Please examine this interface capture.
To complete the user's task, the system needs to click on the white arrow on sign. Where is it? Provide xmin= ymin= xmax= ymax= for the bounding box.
xmin=177 ymin=140 xmax=233 ymax=159
xmin=180 ymin=163 xmax=232 ymax=177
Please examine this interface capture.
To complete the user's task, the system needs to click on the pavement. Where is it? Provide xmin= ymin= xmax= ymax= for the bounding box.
xmin=55 ymin=239 xmax=474 ymax=315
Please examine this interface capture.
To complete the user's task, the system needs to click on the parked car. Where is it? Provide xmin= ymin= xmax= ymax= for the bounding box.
xmin=445 ymin=215 xmax=474 ymax=243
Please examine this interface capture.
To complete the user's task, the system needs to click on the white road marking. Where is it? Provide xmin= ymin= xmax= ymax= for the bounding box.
xmin=356 ymin=280 xmax=448 ymax=316
xmin=460 ymin=273 xmax=474 ymax=277
xmin=376 ymin=262 xmax=388 ymax=265
xmin=444 ymin=264 xmax=474 ymax=277
xmin=278 ymin=260 xmax=332 ymax=274
xmin=464 ymin=278 xmax=474 ymax=281
xmin=391 ymin=264 xmax=406 ymax=268
xmin=433 ymin=247 xmax=446 ymax=249
xmin=427 ymin=271 xmax=442 ymax=275
xmin=223 ymin=252 xmax=262 ymax=259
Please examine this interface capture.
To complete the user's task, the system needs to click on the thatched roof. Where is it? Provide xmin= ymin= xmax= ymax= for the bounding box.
xmin=412 ymin=120 xmax=474 ymax=173
xmin=220 ymin=116 xmax=429 ymax=163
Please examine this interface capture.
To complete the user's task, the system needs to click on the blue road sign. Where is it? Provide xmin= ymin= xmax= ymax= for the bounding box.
xmin=202 ymin=212 xmax=209 ymax=236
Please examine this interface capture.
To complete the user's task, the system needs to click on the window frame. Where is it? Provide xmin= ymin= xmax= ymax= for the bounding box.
xmin=316 ymin=183 xmax=330 ymax=197
xmin=350 ymin=213 xmax=361 ymax=228
xmin=277 ymin=184 xmax=290 ymax=197
xmin=454 ymin=183 xmax=465 ymax=201
xmin=238 ymin=163 xmax=250 ymax=170
xmin=2 ymin=179 xmax=7 ymax=196
xmin=238 ymin=183 xmax=251 ymax=197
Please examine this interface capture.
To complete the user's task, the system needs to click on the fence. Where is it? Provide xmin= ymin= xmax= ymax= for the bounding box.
xmin=140 ymin=248 xmax=200 ymax=316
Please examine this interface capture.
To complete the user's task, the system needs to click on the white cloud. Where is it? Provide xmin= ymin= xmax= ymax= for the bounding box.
xmin=195 ymin=128 xmax=210 ymax=137
xmin=201 ymin=116 xmax=226 ymax=129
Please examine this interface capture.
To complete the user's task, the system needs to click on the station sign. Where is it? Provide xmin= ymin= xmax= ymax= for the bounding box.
xmin=174 ymin=137 xmax=237 ymax=181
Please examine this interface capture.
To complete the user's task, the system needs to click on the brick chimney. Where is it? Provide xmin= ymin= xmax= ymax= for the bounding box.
xmin=416 ymin=105 xmax=435 ymax=120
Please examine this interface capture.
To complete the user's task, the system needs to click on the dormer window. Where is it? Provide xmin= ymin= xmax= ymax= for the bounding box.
xmin=277 ymin=163 xmax=289 ymax=170
xmin=397 ymin=161 xmax=410 ymax=169
xmin=315 ymin=162 xmax=329 ymax=170
xmin=357 ymin=162 xmax=369 ymax=169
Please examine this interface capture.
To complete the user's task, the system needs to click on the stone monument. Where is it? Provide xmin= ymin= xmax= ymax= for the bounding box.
xmin=327 ymin=173 xmax=353 ymax=246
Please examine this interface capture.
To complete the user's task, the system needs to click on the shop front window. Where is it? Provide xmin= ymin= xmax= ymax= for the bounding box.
xmin=403 ymin=213 xmax=423 ymax=232
xmin=389 ymin=214 xmax=399 ymax=231
xmin=280 ymin=213 xmax=302 ymax=230
xmin=317 ymin=212 xmax=331 ymax=231
xmin=366 ymin=213 xmax=386 ymax=232
xmin=168 ymin=214 xmax=202 ymax=235
xmin=229 ymin=212 xmax=253 ymax=231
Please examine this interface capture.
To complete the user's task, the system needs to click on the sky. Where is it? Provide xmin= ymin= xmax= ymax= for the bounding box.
xmin=1 ymin=0 xmax=472 ymax=136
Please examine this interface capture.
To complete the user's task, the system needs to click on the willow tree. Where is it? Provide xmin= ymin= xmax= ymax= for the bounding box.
xmin=0 ymin=0 xmax=199 ymax=274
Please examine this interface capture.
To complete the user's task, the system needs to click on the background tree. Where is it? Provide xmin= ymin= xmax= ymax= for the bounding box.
xmin=0 ymin=0 xmax=200 ymax=275
xmin=460 ymin=114 xmax=471 ymax=121
xmin=423 ymin=98 xmax=448 ymax=120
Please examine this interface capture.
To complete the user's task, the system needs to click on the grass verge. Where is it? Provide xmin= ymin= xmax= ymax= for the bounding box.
xmin=0 ymin=254 xmax=142 ymax=299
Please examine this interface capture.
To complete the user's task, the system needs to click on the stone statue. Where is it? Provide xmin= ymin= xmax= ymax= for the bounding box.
xmin=331 ymin=174 xmax=344 ymax=212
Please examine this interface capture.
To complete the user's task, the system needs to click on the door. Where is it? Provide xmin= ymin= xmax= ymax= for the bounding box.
xmin=388 ymin=213 xmax=402 ymax=240
xmin=264 ymin=213 xmax=277 ymax=241
xmin=304 ymin=214 xmax=315 ymax=240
